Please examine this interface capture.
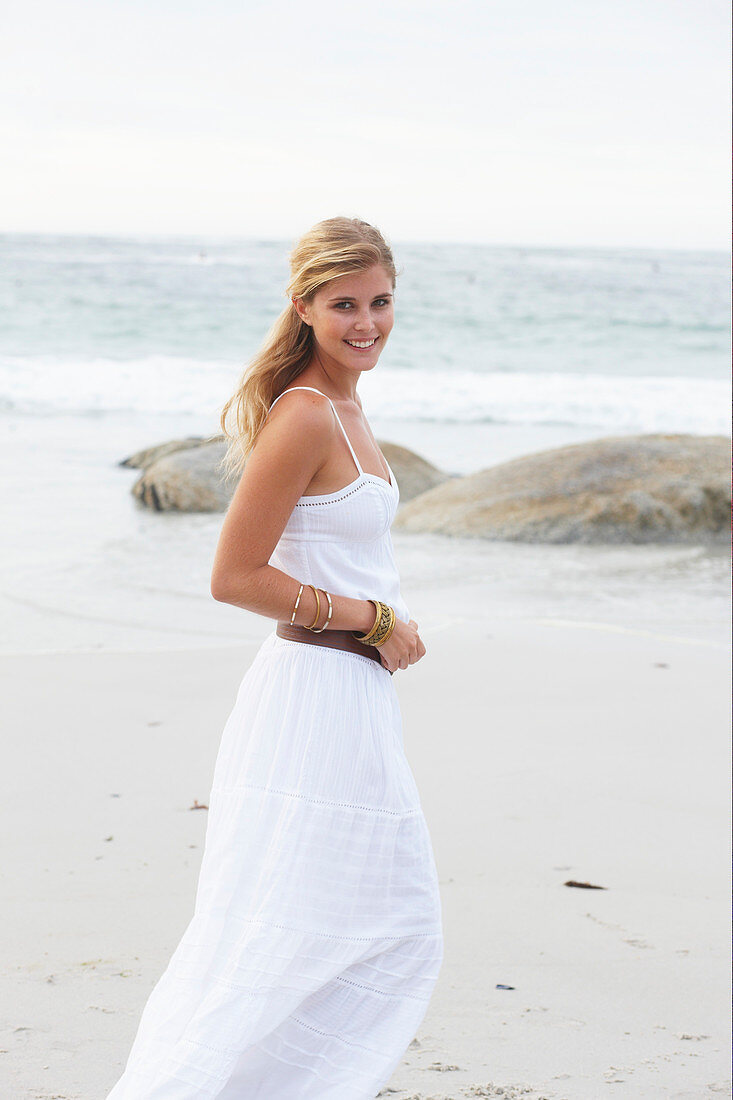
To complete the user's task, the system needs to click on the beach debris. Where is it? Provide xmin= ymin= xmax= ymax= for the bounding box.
xmin=461 ymin=1085 xmax=539 ymax=1098
xmin=496 ymin=983 xmax=515 ymax=990
xmin=393 ymin=433 xmax=729 ymax=544
xmin=428 ymin=1062 xmax=460 ymax=1071
xmin=409 ymin=1038 xmax=421 ymax=1048
xmin=104 ymin=835 xmax=113 ymax=842
xmin=653 ymin=662 xmax=669 ymax=668
xmin=564 ymin=879 xmax=606 ymax=889
xmin=189 ymin=800 xmax=208 ymax=811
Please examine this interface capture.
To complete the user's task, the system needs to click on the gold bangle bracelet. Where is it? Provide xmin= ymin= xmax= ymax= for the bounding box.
xmin=310 ymin=590 xmax=333 ymax=633
xmin=290 ymin=583 xmax=305 ymax=626
xmin=352 ymin=599 xmax=381 ymax=643
xmin=370 ymin=603 xmax=396 ymax=647
xmin=306 ymin=585 xmax=321 ymax=631
xmin=353 ymin=601 xmax=395 ymax=647
xmin=373 ymin=605 xmax=396 ymax=647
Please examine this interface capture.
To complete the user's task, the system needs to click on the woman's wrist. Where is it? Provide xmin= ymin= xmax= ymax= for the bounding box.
xmin=352 ymin=600 xmax=395 ymax=647
xmin=321 ymin=594 xmax=376 ymax=634
xmin=286 ymin=584 xmax=376 ymax=635
xmin=354 ymin=599 xmax=378 ymax=634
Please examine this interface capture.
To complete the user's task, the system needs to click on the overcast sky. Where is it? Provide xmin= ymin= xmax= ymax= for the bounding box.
xmin=1 ymin=0 xmax=728 ymax=247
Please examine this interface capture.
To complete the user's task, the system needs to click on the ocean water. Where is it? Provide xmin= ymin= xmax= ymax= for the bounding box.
xmin=0 ymin=234 xmax=729 ymax=654
xmin=1 ymin=234 xmax=728 ymax=431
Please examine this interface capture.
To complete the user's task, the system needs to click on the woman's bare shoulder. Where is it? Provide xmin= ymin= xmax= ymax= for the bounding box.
xmin=258 ymin=387 xmax=336 ymax=455
xmin=267 ymin=386 xmax=336 ymax=425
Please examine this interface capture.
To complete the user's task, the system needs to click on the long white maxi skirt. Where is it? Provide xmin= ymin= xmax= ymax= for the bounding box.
xmin=107 ymin=631 xmax=444 ymax=1100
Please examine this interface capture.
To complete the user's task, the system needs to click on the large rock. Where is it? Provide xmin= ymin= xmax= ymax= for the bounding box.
xmin=378 ymin=442 xmax=450 ymax=501
xmin=132 ymin=441 xmax=232 ymax=512
xmin=120 ymin=435 xmax=224 ymax=470
xmin=393 ymin=434 xmax=730 ymax=544
xmin=128 ymin=437 xmax=447 ymax=512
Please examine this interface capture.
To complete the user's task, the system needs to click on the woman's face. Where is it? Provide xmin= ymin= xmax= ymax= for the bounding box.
xmin=295 ymin=264 xmax=394 ymax=375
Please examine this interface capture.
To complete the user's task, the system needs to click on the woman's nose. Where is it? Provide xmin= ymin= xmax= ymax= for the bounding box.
xmin=352 ymin=309 xmax=372 ymax=330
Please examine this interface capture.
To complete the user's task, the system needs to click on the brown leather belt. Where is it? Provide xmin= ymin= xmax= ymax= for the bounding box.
xmin=275 ymin=622 xmax=392 ymax=674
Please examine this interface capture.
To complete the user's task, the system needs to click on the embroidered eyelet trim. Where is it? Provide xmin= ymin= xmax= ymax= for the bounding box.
xmin=271 ymin=637 xmax=387 ymax=671
xmin=288 ymin=1014 xmax=398 ymax=1052
xmin=332 ymin=975 xmax=431 ymax=1003
xmin=295 ymin=483 xmax=366 ymax=507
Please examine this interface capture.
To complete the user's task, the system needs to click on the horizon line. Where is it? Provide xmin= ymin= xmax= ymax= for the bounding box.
xmin=0 ymin=227 xmax=728 ymax=256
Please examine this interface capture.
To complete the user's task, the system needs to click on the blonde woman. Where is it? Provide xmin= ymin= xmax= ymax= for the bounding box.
xmin=107 ymin=217 xmax=443 ymax=1099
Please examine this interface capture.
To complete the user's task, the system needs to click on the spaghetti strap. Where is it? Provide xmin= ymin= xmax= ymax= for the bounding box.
xmin=268 ymin=386 xmax=363 ymax=477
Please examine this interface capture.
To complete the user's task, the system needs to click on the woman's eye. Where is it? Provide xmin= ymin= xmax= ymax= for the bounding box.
xmin=333 ymin=299 xmax=390 ymax=310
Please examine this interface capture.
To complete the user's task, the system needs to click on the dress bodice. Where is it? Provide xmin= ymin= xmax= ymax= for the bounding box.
xmin=266 ymin=387 xmax=410 ymax=623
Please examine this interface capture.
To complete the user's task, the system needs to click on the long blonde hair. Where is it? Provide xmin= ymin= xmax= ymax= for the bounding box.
xmin=218 ymin=216 xmax=397 ymax=481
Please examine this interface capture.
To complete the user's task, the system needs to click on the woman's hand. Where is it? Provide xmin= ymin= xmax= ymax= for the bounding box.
xmin=377 ymin=618 xmax=425 ymax=673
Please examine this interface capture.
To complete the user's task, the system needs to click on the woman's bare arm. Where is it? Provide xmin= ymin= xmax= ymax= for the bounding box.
xmin=210 ymin=391 xmax=375 ymax=634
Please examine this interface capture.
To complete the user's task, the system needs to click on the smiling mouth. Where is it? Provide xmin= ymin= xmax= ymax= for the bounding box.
xmin=344 ymin=338 xmax=378 ymax=349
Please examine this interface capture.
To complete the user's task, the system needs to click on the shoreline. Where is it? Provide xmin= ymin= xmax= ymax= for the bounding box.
xmin=1 ymin=405 xmax=728 ymax=657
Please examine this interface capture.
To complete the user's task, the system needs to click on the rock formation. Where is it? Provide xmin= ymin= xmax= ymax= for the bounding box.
xmin=393 ymin=434 xmax=730 ymax=544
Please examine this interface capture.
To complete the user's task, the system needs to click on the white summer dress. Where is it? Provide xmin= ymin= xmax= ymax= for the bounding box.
xmin=107 ymin=387 xmax=444 ymax=1100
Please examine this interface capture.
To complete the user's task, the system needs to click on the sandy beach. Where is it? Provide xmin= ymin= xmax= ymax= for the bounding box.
xmin=2 ymin=566 xmax=730 ymax=1099
xmin=0 ymin=234 xmax=729 ymax=1098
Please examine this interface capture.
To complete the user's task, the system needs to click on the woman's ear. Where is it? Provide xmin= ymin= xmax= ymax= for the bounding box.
xmin=292 ymin=297 xmax=311 ymax=326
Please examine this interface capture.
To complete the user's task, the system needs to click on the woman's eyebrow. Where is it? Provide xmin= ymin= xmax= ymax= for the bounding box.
xmin=327 ymin=292 xmax=393 ymax=302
